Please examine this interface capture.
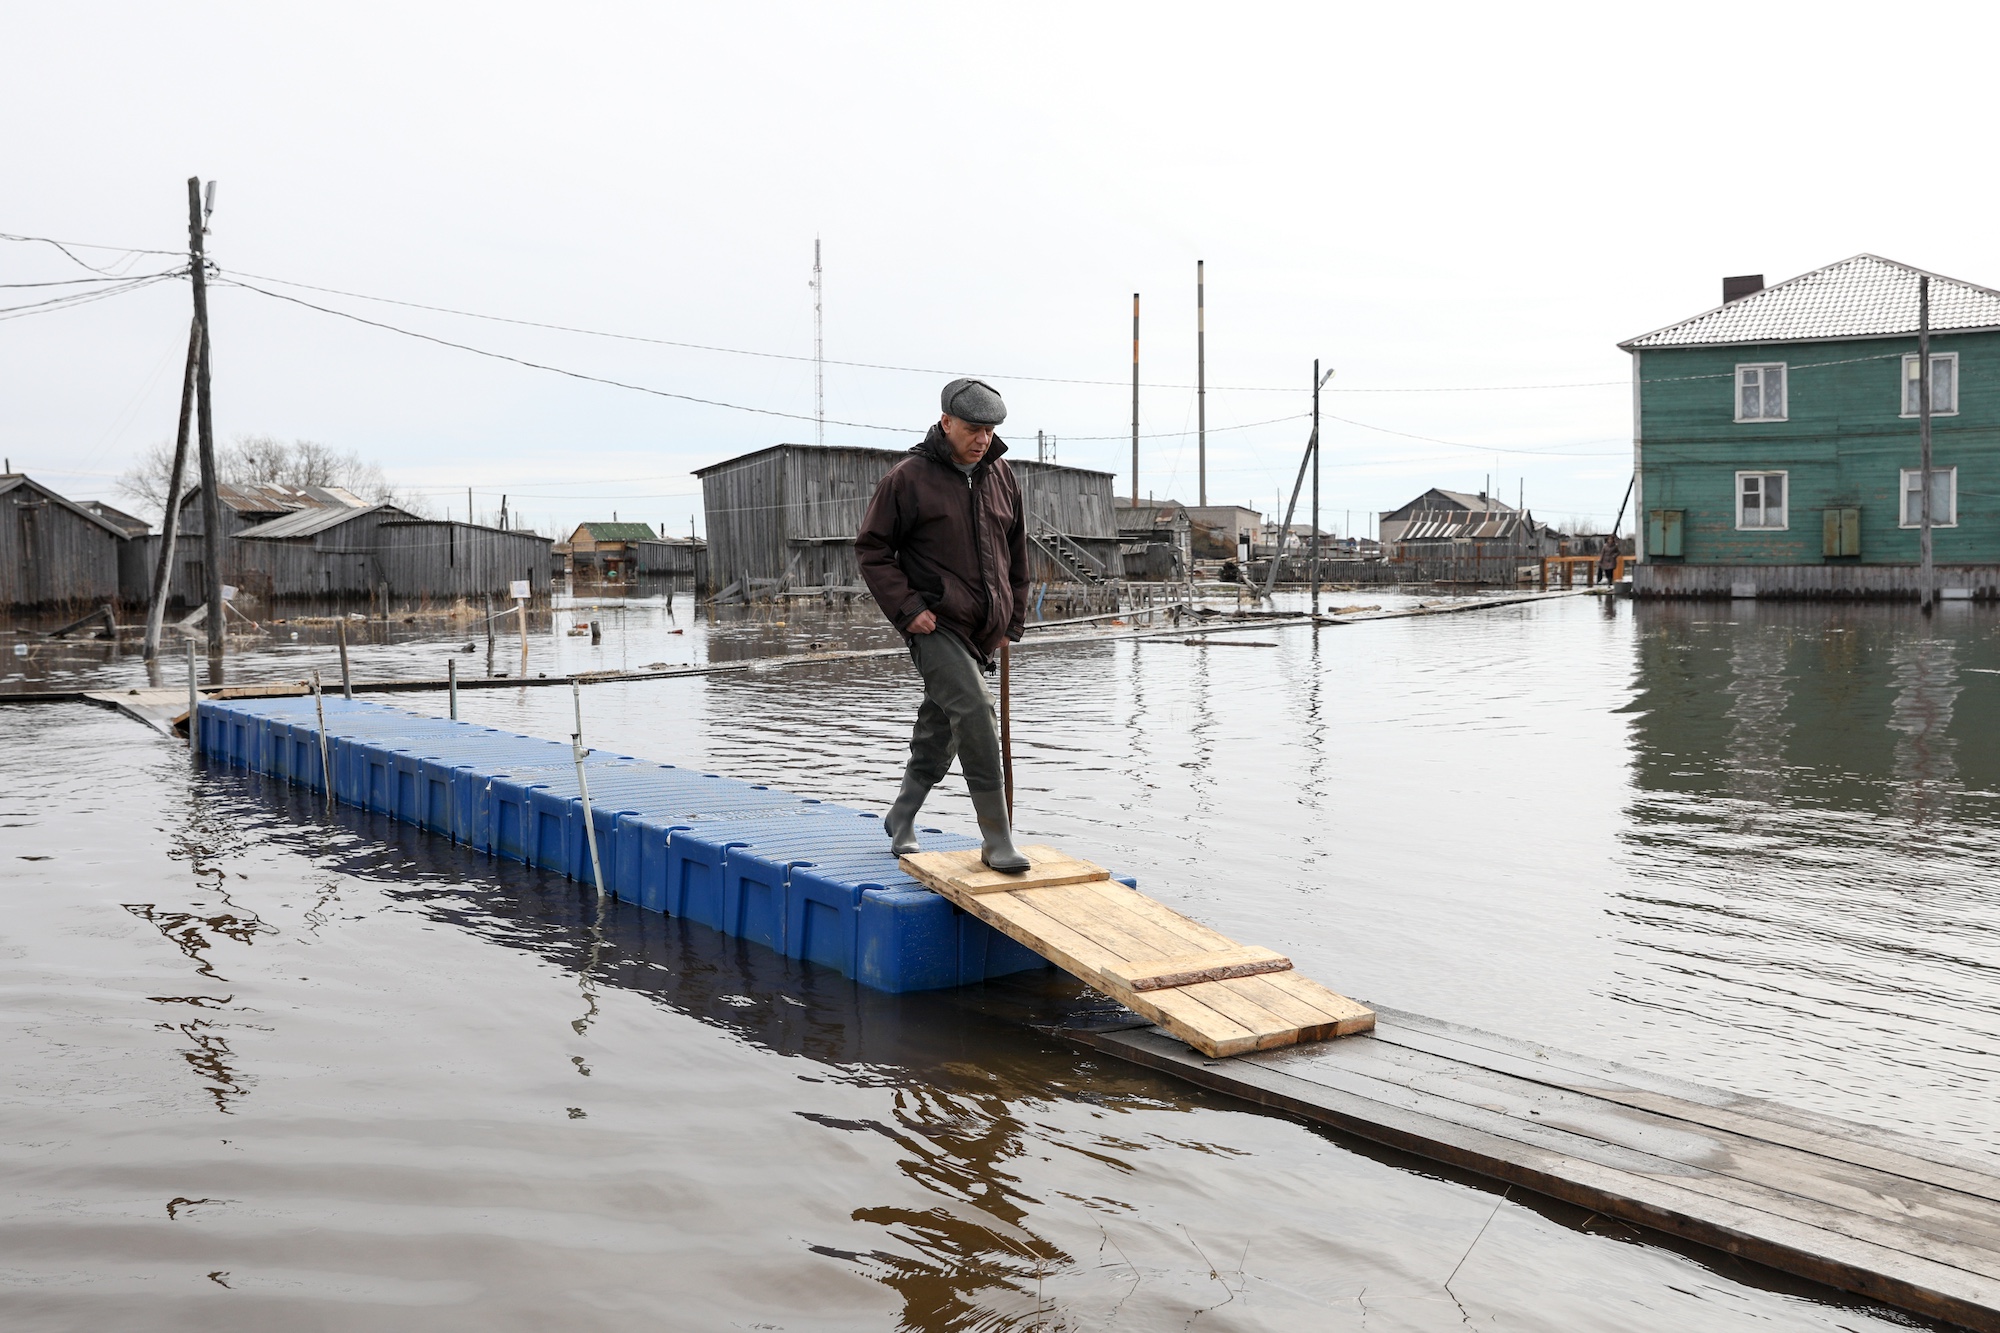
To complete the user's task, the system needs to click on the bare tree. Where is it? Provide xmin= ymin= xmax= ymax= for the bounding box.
xmin=119 ymin=434 xmax=428 ymax=519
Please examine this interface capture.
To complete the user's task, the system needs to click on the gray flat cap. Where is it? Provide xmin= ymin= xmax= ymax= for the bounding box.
xmin=941 ymin=377 xmax=1006 ymax=426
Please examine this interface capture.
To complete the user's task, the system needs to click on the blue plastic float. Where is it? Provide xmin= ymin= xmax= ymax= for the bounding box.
xmin=193 ymin=695 xmax=1120 ymax=992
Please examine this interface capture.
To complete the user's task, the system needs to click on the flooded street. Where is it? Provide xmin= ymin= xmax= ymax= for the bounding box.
xmin=3 ymin=593 xmax=1994 ymax=1329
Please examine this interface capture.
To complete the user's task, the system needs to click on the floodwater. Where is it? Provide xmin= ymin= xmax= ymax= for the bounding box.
xmin=2 ymin=591 xmax=1995 ymax=1330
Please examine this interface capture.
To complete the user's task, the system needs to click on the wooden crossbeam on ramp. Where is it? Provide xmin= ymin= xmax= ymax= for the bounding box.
xmin=899 ymin=846 xmax=1373 ymax=1057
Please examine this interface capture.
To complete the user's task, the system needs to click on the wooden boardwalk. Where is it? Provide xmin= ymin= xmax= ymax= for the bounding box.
xmin=900 ymin=846 xmax=1373 ymax=1057
xmin=1072 ymin=1006 xmax=2000 ymax=1331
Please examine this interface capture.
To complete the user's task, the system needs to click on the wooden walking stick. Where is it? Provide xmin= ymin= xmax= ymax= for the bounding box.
xmin=1000 ymin=642 xmax=1014 ymax=820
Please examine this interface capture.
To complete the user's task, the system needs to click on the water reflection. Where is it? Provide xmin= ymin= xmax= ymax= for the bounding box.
xmin=1620 ymin=602 xmax=2000 ymax=1145
xmin=1887 ymin=635 xmax=1961 ymax=824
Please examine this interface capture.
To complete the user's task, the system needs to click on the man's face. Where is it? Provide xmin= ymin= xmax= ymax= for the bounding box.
xmin=940 ymin=415 xmax=995 ymax=466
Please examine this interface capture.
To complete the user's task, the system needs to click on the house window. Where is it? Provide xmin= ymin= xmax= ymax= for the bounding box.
xmin=1899 ymin=467 xmax=1957 ymax=527
xmin=1901 ymin=353 xmax=1959 ymax=416
xmin=1736 ymin=363 xmax=1787 ymax=422
xmin=1737 ymin=472 xmax=1788 ymax=529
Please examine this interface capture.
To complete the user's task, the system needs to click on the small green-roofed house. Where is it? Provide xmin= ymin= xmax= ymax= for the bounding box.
xmin=565 ymin=520 xmax=660 ymax=585
xmin=1621 ymin=254 xmax=2000 ymax=598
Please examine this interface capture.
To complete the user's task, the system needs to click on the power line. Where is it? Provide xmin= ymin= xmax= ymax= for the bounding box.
xmin=0 ymin=274 xmax=171 ymax=289
xmin=221 ymin=276 xmax=1321 ymax=441
xmin=223 ymin=265 xmax=1625 ymax=395
xmin=0 ymin=273 xmax=181 ymax=322
xmin=0 ymin=231 xmax=183 ymax=275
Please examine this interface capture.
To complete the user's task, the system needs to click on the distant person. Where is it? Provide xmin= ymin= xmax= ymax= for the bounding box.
xmin=1598 ymin=540 xmax=1621 ymax=581
xmin=855 ymin=378 xmax=1032 ymax=872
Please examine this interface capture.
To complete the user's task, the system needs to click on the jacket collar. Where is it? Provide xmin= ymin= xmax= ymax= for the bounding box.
xmin=916 ymin=422 xmax=1008 ymax=471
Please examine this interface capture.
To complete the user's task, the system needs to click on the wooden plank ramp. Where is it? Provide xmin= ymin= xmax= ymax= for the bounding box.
xmin=1070 ymin=1006 xmax=2000 ymax=1332
xmin=899 ymin=846 xmax=1374 ymax=1057
xmin=81 ymin=688 xmax=192 ymax=737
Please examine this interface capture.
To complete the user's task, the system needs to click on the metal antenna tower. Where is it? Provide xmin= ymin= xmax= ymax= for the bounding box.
xmin=810 ymin=237 xmax=824 ymax=447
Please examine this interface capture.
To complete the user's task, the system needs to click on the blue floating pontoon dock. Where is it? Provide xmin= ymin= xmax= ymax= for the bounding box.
xmin=192 ymin=695 xmax=1137 ymax=992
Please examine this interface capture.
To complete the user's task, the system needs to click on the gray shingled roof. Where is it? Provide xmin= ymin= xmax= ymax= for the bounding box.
xmin=1620 ymin=254 xmax=2000 ymax=349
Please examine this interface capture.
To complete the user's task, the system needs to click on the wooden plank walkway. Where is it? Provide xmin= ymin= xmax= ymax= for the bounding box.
xmin=1071 ymin=1006 xmax=2000 ymax=1332
xmin=899 ymin=846 xmax=1374 ymax=1057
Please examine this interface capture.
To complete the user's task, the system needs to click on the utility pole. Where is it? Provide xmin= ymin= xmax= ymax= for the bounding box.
xmin=1919 ymin=274 xmax=1935 ymax=614
xmin=1197 ymin=261 xmax=1207 ymax=507
xmin=1311 ymin=358 xmax=1322 ymax=616
xmin=187 ymin=177 xmax=223 ymax=658
xmin=142 ymin=319 xmax=201 ymax=660
xmin=467 ymin=487 xmax=473 ymax=525
xmin=811 ymin=237 xmax=824 ymax=448
xmin=1130 ymin=293 xmax=1140 ymax=503
xmin=1037 ymin=429 xmax=1047 ymax=463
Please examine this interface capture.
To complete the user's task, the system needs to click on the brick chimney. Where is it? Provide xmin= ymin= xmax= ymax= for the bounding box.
xmin=1723 ymin=274 xmax=1765 ymax=304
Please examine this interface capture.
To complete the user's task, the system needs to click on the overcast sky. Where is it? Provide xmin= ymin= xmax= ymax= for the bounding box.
xmin=5 ymin=2 xmax=1997 ymax=539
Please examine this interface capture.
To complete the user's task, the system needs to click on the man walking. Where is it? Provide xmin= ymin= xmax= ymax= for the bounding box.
xmin=856 ymin=378 xmax=1032 ymax=873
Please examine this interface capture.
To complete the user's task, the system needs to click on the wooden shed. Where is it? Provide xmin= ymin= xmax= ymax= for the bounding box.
xmin=372 ymin=520 xmax=554 ymax=601
xmin=695 ymin=442 xmax=1122 ymax=595
xmin=172 ymin=499 xmax=550 ymax=609
xmin=0 ymin=474 xmax=127 ymax=612
xmin=76 ymin=499 xmax=155 ymax=605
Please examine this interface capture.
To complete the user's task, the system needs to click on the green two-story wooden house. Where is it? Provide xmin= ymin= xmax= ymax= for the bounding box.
xmin=1621 ymin=253 xmax=2000 ymax=598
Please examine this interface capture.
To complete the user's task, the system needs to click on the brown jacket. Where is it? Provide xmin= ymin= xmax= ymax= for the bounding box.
xmin=856 ymin=425 xmax=1029 ymax=663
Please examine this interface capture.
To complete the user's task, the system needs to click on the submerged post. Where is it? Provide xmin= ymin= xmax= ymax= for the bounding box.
xmin=1197 ymin=260 xmax=1206 ymax=508
xmin=1918 ymin=274 xmax=1936 ymax=614
xmin=185 ymin=637 xmax=197 ymax=751
xmin=144 ymin=320 xmax=201 ymax=661
xmin=1130 ymin=292 xmax=1140 ymax=504
xmin=1311 ymin=357 xmax=1322 ymax=617
xmin=448 ymin=656 xmax=458 ymax=720
xmin=571 ymin=681 xmax=607 ymax=897
xmin=311 ymin=669 xmax=332 ymax=811
xmin=186 ymin=178 xmax=224 ymax=660
xmin=337 ymin=619 xmax=353 ymax=699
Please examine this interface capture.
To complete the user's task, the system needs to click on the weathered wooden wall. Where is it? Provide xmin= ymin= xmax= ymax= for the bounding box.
xmin=0 ymin=481 xmax=120 ymax=611
xmin=168 ymin=510 xmax=551 ymax=606
xmin=373 ymin=522 xmax=552 ymax=600
xmin=636 ymin=540 xmax=701 ymax=576
xmin=117 ymin=533 xmax=157 ymax=605
xmin=700 ymin=443 xmax=1121 ymax=595
xmin=699 ymin=449 xmax=787 ymax=592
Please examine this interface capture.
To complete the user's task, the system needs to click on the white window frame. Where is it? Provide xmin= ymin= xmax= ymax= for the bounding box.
xmin=1736 ymin=470 xmax=1789 ymax=530
xmin=1899 ymin=466 xmax=1959 ymax=528
xmin=1735 ymin=363 xmax=1788 ymax=422
xmin=1901 ymin=352 xmax=1960 ymax=417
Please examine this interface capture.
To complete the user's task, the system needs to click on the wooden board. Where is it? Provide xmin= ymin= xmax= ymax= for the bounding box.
xmin=897 ymin=845 xmax=1112 ymax=894
xmin=1072 ymin=1011 xmax=2000 ymax=1333
xmin=899 ymin=849 xmax=1373 ymax=1057
xmin=82 ymin=688 xmax=190 ymax=736
xmin=1105 ymin=944 xmax=1292 ymax=991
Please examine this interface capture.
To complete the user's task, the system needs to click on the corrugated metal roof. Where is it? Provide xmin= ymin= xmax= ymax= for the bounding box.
xmin=1396 ymin=509 xmax=1542 ymax=543
xmin=188 ymin=482 xmax=373 ymax=515
xmin=237 ymin=503 xmax=414 ymax=540
xmin=1621 ymin=254 xmax=2000 ymax=349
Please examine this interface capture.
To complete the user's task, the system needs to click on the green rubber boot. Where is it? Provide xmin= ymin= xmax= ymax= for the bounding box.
xmin=970 ymin=788 xmax=1031 ymax=873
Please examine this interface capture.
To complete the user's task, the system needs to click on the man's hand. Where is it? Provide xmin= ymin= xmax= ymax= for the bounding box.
xmin=907 ymin=610 xmax=938 ymax=634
